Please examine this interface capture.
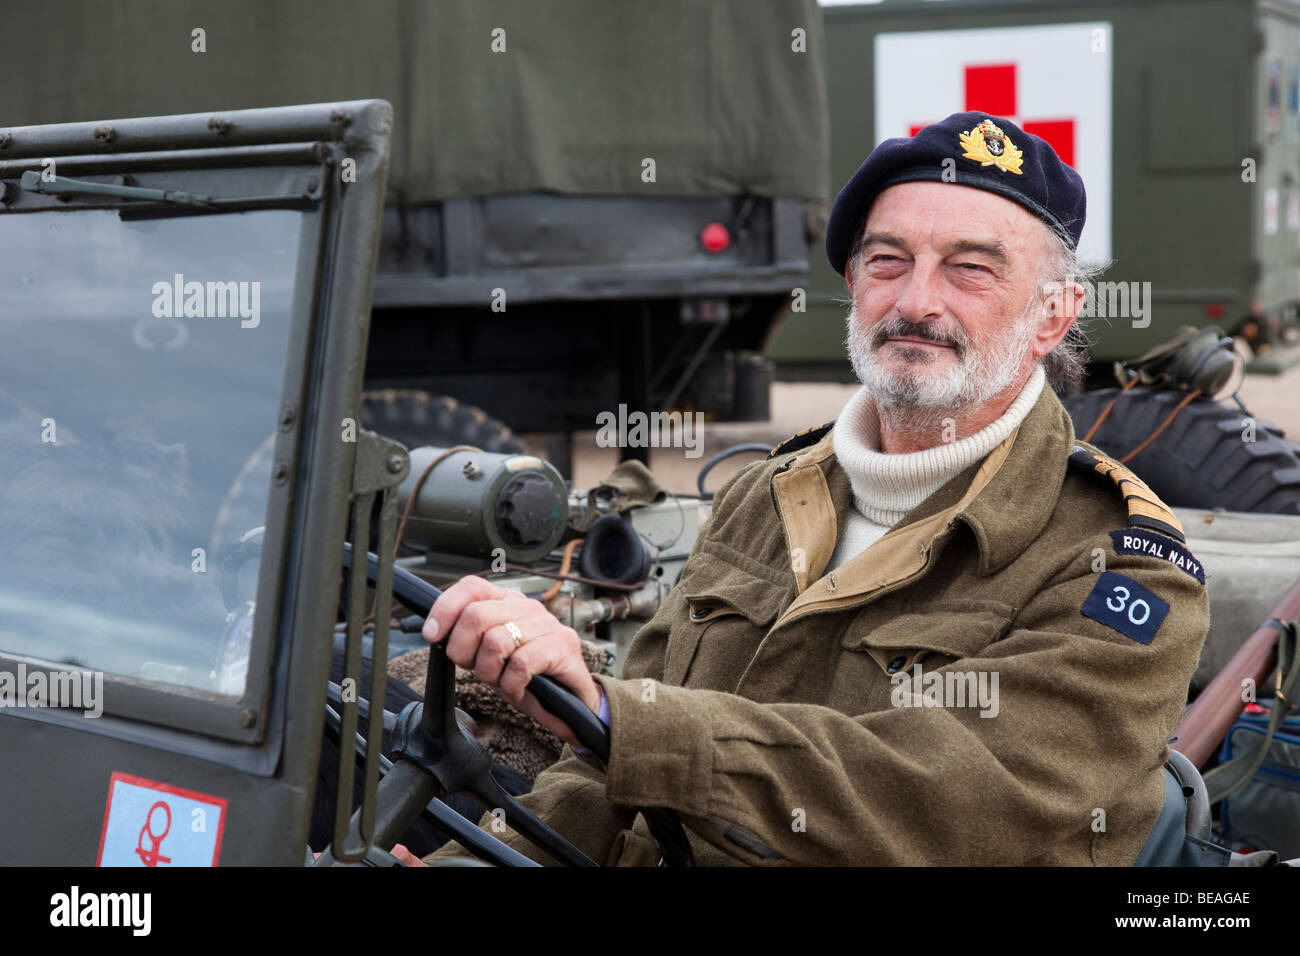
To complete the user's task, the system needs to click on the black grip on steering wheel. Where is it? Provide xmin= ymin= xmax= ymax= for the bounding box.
xmin=530 ymin=675 xmax=612 ymax=761
xmin=341 ymin=544 xmax=694 ymax=866
xmin=343 ymin=544 xmax=444 ymax=621
xmin=342 ymin=546 xmax=614 ymax=758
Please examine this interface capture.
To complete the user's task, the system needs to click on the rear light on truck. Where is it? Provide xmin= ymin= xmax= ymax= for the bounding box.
xmin=700 ymin=222 xmax=730 ymax=253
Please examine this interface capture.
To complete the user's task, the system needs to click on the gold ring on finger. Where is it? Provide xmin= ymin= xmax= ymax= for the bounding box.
xmin=505 ymin=620 xmax=524 ymax=649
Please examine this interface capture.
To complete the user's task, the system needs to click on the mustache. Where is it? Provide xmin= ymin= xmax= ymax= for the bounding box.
xmin=869 ymin=317 xmax=968 ymax=356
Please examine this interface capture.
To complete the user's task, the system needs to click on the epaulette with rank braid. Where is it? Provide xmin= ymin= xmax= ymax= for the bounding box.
xmin=768 ymin=421 xmax=835 ymax=459
xmin=1067 ymin=444 xmax=1185 ymax=543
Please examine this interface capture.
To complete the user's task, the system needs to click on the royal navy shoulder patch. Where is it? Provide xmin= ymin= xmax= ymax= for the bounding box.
xmin=1108 ymin=529 xmax=1205 ymax=584
xmin=1067 ymin=444 xmax=1186 ymax=543
xmin=768 ymin=421 xmax=835 ymax=459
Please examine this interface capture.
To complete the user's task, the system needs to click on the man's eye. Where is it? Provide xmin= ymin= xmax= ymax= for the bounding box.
xmin=956 ymin=262 xmax=989 ymax=272
xmin=871 ymin=255 xmax=900 ymax=263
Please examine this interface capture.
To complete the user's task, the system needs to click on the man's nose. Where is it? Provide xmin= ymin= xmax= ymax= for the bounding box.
xmin=893 ymin=257 xmax=945 ymax=324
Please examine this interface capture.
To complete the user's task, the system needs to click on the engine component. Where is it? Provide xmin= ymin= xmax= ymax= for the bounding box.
xmin=395 ymin=446 xmax=568 ymax=563
xmin=578 ymin=513 xmax=651 ymax=586
xmin=545 ymin=584 xmax=664 ymax=635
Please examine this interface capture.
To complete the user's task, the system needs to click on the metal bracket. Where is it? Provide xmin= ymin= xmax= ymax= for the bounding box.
xmin=331 ymin=428 xmax=409 ymax=863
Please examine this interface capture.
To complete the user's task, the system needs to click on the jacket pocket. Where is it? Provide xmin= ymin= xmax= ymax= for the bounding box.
xmin=841 ymin=603 xmax=1014 ymax=677
xmin=662 ymin=558 xmax=790 ymax=688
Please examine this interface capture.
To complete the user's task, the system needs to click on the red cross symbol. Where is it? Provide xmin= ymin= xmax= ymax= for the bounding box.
xmin=908 ymin=63 xmax=1076 ymax=167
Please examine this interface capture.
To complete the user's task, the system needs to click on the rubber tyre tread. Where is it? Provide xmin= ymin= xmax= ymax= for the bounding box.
xmin=359 ymin=389 xmax=528 ymax=455
xmin=1063 ymin=387 xmax=1300 ymax=515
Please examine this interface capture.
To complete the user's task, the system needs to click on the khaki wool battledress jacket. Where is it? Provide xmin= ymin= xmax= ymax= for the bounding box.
xmin=428 ymin=382 xmax=1210 ymax=866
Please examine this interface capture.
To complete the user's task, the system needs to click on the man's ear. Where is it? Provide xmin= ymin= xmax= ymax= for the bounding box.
xmin=1033 ymin=279 xmax=1084 ymax=358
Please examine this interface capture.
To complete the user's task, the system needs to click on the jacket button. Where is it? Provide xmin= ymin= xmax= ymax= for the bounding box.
xmin=691 ymin=607 xmax=712 ymax=620
xmin=887 ymin=655 xmax=908 ymax=674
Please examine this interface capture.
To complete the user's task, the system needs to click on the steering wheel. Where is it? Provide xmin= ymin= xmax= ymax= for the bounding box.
xmin=314 ymin=546 xmax=694 ymax=867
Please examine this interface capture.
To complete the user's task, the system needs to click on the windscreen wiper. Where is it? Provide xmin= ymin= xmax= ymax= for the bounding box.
xmin=20 ymin=170 xmax=214 ymax=207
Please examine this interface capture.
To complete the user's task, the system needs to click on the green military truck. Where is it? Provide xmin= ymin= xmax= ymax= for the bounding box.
xmin=770 ymin=0 xmax=1300 ymax=381
xmin=2 ymin=0 xmax=830 ymax=474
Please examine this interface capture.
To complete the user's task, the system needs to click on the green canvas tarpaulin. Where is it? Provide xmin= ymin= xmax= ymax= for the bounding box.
xmin=2 ymin=0 xmax=829 ymax=202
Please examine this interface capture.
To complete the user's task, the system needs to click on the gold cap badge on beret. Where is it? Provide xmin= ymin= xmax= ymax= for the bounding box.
xmin=959 ymin=119 xmax=1024 ymax=175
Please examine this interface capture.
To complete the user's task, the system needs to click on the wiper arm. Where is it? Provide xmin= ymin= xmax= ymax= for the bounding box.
xmin=20 ymin=170 xmax=214 ymax=208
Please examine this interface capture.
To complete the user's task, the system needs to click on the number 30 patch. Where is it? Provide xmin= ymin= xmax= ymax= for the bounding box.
xmin=1081 ymin=572 xmax=1170 ymax=644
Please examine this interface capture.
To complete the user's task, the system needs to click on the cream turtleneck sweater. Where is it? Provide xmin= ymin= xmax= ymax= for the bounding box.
xmin=826 ymin=363 xmax=1046 ymax=571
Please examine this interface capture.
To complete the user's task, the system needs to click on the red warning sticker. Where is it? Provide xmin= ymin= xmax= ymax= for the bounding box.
xmin=96 ymin=772 xmax=228 ymax=867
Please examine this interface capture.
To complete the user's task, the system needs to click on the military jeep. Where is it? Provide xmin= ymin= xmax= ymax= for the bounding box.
xmin=0 ymin=100 xmax=402 ymax=864
xmin=0 ymin=99 xmax=697 ymax=866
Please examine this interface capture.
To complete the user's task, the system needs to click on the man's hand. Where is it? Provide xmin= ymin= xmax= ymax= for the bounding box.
xmin=314 ymin=845 xmax=428 ymax=866
xmin=391 ymin=843 xmax=428 ymax=867
xmin=422 ymin=574 xmax=601 ymax=748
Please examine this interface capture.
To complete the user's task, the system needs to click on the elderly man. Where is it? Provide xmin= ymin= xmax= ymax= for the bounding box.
xmin=417 ymin=112 xmax=1209 ymax=866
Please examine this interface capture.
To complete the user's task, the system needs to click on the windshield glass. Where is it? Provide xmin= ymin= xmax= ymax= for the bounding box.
xmin=0 ymin=207 xmax=302 ymax=695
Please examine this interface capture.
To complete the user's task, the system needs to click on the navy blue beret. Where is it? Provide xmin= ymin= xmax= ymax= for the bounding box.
xmin=826 ymin=111 xmax=1087 ymax=276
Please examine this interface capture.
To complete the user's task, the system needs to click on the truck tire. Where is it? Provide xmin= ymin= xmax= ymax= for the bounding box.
xmin=359 ymin=390 xmax=528 ymax=455
xmin=1064 ymin=387 xmax=1300 ymax=514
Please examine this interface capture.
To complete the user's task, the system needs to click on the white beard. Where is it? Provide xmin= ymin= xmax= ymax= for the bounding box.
xmin=845 ymin=293 xmax=1041 ymax=412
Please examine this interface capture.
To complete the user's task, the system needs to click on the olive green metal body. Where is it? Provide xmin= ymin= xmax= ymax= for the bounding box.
xmin=0 ymin=100 xmax=394 ymax=864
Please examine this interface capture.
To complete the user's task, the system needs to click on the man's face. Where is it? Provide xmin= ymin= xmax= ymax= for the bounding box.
xmin=844 ymin=181 xmax=1068 ymax=412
